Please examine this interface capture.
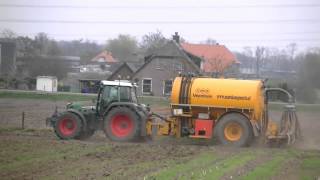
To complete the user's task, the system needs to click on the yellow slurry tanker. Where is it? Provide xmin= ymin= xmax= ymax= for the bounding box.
xmin=48 ymin=75 xmax=300 ymax=147
xmin=149 ymin=76 xmax=301 ymax=146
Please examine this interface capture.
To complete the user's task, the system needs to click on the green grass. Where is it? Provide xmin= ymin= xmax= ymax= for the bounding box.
xmin=0 ymin=91 xmax=95 ymax=101
xmin=240 ymin=151 xmax=292 ymax=180
xmin=148 ymin=152 xmax=217 ymax=179
xmin=149 ymin=151 xmax=257 ymax=180
xmin=299 ymin=153 xmax=320 ymax=180
xmin=0 ymin=91 xmax=170 ymax=106
xmin=138 ymin=96 xmax=170 ymax=107
xmin=200 ymin=152 xmax=255 ymax=180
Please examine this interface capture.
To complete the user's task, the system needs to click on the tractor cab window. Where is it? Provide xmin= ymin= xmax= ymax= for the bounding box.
xmin=100 ymin=85 xmax=137 ymax=104
xmin=101 ymin=86 xmax=118 ymax=103
xmin=120 ymin=87 xmax=130 ymax=102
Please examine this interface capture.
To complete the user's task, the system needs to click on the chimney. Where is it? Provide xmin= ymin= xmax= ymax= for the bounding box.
xmin=172 ymin=32 xmax=180 ymax=43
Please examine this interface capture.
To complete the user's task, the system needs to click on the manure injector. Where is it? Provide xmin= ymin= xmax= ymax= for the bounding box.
xmin=47 ymin=75 xmax=301 ymax=147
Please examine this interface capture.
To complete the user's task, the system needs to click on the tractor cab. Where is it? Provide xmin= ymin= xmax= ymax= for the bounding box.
xmin=96 ymin=80 xmax=138 ymax=115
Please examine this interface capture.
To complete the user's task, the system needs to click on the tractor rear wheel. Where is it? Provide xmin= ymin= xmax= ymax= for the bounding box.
xmin=215 ymin=113 xmax=253 ymax=147
xmin=54 ymin=112 xmax=82 ymax=140
xmin=103 ymin=107 xmax=141 ymax=142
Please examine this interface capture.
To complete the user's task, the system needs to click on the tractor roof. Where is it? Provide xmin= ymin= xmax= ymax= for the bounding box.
xmin=101 ymin=80 xmax=135 ymax=87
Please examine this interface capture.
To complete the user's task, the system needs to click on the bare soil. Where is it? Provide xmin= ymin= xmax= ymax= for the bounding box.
xmin=0 ymin=98 xmax=320 ymax=179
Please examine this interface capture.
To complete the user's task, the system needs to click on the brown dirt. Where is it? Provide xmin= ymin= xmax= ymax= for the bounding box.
xmin=0 ymin=130 xmax=217 ymax=180
xmin=0 ymin=98 xmax=92 ymax=129
xmin=269 ymin=110 xmax=320 ymax=150
xmin=1 ymin=98 xmax=320 ymax=179
xmin=1 ymin=98 xmax=319 ymax=150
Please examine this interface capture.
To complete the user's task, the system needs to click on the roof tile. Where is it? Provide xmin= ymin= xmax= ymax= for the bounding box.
xmin=181 ymin=43 xmax=238 ymax=72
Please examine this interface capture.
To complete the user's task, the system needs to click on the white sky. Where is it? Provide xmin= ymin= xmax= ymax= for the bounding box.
xmin=0 ymin=0 xmax=319 ymax=51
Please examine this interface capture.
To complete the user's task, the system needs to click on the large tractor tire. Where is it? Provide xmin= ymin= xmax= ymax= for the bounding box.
xmin=103 ymin=107 xmax=141 ymax=142
xmin=54 ymin=112 xmax=83 ymax=140
xmin=215 ymin=113 xmax=253 ymax=147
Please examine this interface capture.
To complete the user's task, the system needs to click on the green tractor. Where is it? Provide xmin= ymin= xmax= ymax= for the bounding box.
xmin=47 ymin=80 xmax=150 ymax=141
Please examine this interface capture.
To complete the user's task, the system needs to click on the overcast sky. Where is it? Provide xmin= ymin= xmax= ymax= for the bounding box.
xmin=0 ymin=0 xmax=319 ymax=51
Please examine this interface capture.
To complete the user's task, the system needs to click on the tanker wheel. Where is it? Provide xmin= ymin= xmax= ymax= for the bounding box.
xmin=54 ymin=112 xmax=82 ymax=140
xmin=103 ymin=107 xmax=141 ymax=142
xmin=215 ymin=113 xmax=253 ymax=147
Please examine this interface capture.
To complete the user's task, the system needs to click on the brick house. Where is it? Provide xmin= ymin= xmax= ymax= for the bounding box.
xmin=112 ymin=33 xmax=238 ymax=97
xmin=132 ymin=40 xmax=201 ymax=96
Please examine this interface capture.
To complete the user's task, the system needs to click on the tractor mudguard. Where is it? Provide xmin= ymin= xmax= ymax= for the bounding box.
xmin=104 ymin=102 xmax=139 ymax=114
xmin=66 ymin=109 xmax=87 ymax=130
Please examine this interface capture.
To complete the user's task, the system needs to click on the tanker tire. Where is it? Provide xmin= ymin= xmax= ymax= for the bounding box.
xmin=215 ymin=113 xmax=253 ymax=147
xmin=54 ymin=112 xmax=82 ymax=140
xmin=103 ymin=107 xmax=141 ymax=142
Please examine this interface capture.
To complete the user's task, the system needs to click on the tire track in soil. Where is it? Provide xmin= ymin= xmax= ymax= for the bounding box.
xmin=32 ymin=142 xmax=210 ymax=179
xmin=220 ymin=149 xmax=275 ymax=180
xmin=83 ymin=143 xmax=208 ymax=179
xmin=270 ymin=157 xmax=301 ymax=180
xmin=170 ymin=147 xmax=245 ymax=179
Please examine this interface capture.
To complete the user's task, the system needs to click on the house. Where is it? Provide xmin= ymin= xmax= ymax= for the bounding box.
xmin=111 ymin=33 xmax=238 ymax=97
xmin=91 ymin=50 xmax=117 ymax=63
xmin=77 ymin=62 xmax=143 ymax=93
xmin=79 ymin=50 xmax=118 ymax=73
xmin=181 ymin=43 xmax=239 ymax=75
xmin=131 ymin=40 xmax=201 ymax=96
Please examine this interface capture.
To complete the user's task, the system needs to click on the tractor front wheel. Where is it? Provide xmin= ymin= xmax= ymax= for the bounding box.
xmin=103 ymin=107 xmax=141 ymax=142
xmin=54 ymin=112 xmax=82 ymax=140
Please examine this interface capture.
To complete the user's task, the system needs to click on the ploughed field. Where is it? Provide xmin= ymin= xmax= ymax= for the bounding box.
xmin=0 ymin=98 xmax=320 ymax=180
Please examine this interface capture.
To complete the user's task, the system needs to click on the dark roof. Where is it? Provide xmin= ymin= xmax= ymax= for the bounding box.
xmin=107 ymin=62 xmax=143 ymax=80
xmin=142 ymin=40 xmax=200 ymax=72
xmin=126 ymin=62 xmax=143 ymax=72
xmin=108 ymin=62 xmax=123 ymax=73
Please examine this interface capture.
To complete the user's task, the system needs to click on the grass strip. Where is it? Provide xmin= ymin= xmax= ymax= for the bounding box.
xmin=199 ymin=152 xmax=256 ymax=180
xmin=239 ymin=152 xmax=287 ymax=180
xmin=148 ymin=152 xmax=217 ymax=179
xmin=0 ymin=91 xmax=94 ymax=101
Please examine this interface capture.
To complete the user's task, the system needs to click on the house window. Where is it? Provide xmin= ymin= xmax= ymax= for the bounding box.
xmin=174 ymin=62 xmax=183 ymax=71
xmin=142 ymin=79 xmax=152 ymax=94
xmin=163 ymin=80 xmax=172 ymax=95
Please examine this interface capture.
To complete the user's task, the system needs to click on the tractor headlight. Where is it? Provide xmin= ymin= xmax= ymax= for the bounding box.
xmin=173 ymin=109 xmax=183 ymax=115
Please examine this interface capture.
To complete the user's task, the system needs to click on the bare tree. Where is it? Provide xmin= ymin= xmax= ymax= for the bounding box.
xmin=286 ymin=43 xmax=297 ymax=61
xmin=255 ymin=46 xmax=265 ymax=78
xmin=0 ymin=29 xmax=17 ymax=39
xmin=140 ymin=30 xmax=167 ymax=54
xmin=106 ymin=34 xmax=138 ymax=61
xmin=205 ymin=55 xmax=227 ymax=77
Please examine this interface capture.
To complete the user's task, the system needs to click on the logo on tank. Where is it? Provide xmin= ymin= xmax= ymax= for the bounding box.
xmin=217 ymin=95 xmax=251 ymax=101
xmin=193 ymin=88 xmax=212 ymax=98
